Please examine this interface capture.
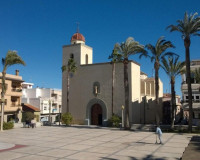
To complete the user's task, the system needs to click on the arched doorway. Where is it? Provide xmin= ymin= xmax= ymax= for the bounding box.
xmin=91 ymin=104 xmax=102 ymax=125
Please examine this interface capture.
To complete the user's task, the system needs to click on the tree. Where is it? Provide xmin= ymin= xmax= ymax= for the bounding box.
xmin=1 ymin=50 xmax=25 ymax=131
xmin=114 ymin=37 xmax=146 ymax=129
xmin=167 ymin=12 xmax=200 ymax=132
xmin=22 ymin=112 xmax=34 ymax=122
xmin=193 ymin=67 xmax=200 ymax=83
xmin=108 ymin=49 xmax=123 ymax=115
xmin=161 ymin=56 xmax=185 ymax=129
xmin=143 ymin=37 xmax=175 ymax=125
xmin=61 ymin=112 xmax=73 ymax=126
xmin=62 ymin=58 xmax=77 ymax=113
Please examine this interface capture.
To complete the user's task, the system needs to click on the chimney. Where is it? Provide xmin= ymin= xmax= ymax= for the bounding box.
xmin=15 ymin=70 xmax=19 ymax=76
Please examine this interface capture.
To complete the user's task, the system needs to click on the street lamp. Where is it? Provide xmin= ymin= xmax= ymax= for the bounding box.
xmin=48 ymin=99 xmax=51 ymax=125
xmin=121 ymin=105 xmax=124 ymax=128
xmin=59 ymin=105 xmax=61 ymax=126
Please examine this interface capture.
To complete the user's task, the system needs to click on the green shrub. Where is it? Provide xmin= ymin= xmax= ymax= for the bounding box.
xmin=3 ymin=122 xmax=14 ymax=130
xmin=62 ymin=112 xmax=73 ymax=126
xmin=22 ymin=112 xmax=34 ymax=122
xmin=108 ymin=114 xmax=121 ymax=127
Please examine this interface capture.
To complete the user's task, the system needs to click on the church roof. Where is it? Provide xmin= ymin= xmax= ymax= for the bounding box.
xmin=71 ymin=32 xmax=85 ymax=42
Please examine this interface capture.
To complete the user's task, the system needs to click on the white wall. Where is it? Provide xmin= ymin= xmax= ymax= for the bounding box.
xmin=29 ymin=98 xmax=40 ymax=109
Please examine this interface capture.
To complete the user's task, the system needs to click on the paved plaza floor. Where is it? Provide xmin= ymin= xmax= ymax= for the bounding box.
xmin=0 ymin=126 xmax=193 ymax=160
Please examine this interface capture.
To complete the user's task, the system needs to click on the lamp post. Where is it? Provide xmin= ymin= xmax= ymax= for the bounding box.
xmin=144 ymin=96 xmax=146 ymax=124
xmin=59 ymin=105 xmax=61 ymax=126
xmin=121 ymin=105 xmax=124 ymax=128
xmin=48 ymin=99 xmax=51 ymax=125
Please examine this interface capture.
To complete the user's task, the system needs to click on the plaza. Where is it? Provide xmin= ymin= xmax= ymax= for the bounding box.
xmin=0 ymin=126 xmax=193 ymax=160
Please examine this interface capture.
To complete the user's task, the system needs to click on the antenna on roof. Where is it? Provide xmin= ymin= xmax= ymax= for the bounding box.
xmin=76 ymin=22 xmax=80 ymax=33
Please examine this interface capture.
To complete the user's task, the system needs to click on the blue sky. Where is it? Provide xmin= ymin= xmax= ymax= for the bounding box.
xmin=0 ymin=0 xmax=199 ymax=96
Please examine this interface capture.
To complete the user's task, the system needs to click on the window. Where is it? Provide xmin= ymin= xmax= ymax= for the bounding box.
xmin=185 ymin=96 xmax=189 ymax=102
xmin=44 ymin=106 xmax=47 ymax=110
xmin=70 ymin=53 xmax=74 ymax=59
xmin=196 ymin=96 xmax=199 ymax=99
xmin=85 ymin=54 xmax=88 ymax=64
xmin=193 ymin=112 xmax=200 ymax=119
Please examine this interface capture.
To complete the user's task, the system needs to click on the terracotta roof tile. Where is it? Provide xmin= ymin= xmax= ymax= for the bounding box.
xmin=71 ymin=32 xmax=85 ymax=42
xmin=22 ymin=103 xmax=40 ymax=112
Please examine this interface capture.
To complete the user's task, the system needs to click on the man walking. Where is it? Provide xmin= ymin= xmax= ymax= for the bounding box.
xmin=155 ymin=125 xmax=163 ymax=144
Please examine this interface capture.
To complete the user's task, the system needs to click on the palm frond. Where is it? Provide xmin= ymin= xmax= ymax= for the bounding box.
xmin=3 ymin=50 xmax=26 ymax=72
xmin=167 ymin=12 xmax=200 ymax=38
xmin=114 ymin=37 xmax=145 ymax=61
xmin=194 ymin=67 xmax=200 ymax=83
xmin=161 ymin=55 xmax=185 ymax=79
xmin=61 ymin=65 xmax=67 ymax=72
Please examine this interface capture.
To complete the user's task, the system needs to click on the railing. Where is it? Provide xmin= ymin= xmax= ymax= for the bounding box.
xmin=11 ymin=102 xmax=21 ymax=107
xmin=12 ymin=88 xmax=22 ymax=92
xmin=182 ymin=100 xmax=200 ymax=103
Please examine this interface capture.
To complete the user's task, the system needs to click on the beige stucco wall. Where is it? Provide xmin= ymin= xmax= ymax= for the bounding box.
xmin=63 ymin=43 xmax=93 ymax=66
xmin=62 ymin=62 xmax=128 ymax=124
xmin=0 ymin=73 xmax=23 ymax=122
xmin=130 ymin=62 xmax=141 ymax=123
xmin=0 ymin=73 xmax=22 ymax=112
xmin=80 ymin=45 xmax=93 ymax=65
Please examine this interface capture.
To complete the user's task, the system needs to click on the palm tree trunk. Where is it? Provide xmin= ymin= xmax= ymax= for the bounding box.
xmin=184 ymin=37 xmax=193 ymax=132
xmin=67 ymin=70 xmax=70 ymax=113
xmin=111 ymin=62 xmax=115 ymax=116
xmin=0 ymin=102 xmax=4 ymax=131
xmin=154 ymin=62 xmax=160 ymax=125
xmin=171 ymin=78 xmax=176 ymax=130
xmin=123 ymin=59 xmax=130 ymax=129
xmin=1 ymin=71 xmax=6 ymax=131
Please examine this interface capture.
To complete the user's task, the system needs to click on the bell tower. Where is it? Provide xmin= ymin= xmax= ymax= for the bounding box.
xmin=62 ymin=31 xmax=93 ymax=66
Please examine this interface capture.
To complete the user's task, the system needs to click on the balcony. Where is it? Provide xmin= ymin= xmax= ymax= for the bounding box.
xmin=181 ymin=83 xmax=200 ymax=91
xmin=182 ymin=100 xmax=200 ymax=103
xmin=11 ymin=102 xmax=21 ymax=107
xmin=10 ymin=88 xmax=22 ymax=96
xmin=12 ymin=88 xmax=22 ymax=92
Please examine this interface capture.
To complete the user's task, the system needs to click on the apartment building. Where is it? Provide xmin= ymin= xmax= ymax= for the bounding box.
xmin=22 ymin=83 xmax=62 ymax=123
xmin=0 ymin=70 xmax=23 ymax=122
xmin=181 ymin=59 xmax=200 ymax=125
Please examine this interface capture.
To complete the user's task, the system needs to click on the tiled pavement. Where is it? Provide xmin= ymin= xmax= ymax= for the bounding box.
xmin=0 ymin=126 xmax=193 ymax=160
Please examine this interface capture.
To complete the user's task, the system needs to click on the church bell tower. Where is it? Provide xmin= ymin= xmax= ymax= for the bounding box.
xmin=62 ymin=30 xmax=93 ymax=66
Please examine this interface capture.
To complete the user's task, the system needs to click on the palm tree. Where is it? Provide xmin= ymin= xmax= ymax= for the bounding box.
xmin=108 ymin=49 xmax=122 ymax=115
xmin=62 ymin=58 xmax=77 ymax=113
xmin=167 ymin=12 xmax=200 ymax=132
xmin=161 ymin=56 xmax=185 ymax=129
xmin=193 ymin=67 xmax=200 ymax=83
xmin=114 ymin=37 xmax=146 ymax=129
xmin=1 ymin=50 xmax=26 ymax=131
xmin=143 ymin=36 xmax=175 ymax=125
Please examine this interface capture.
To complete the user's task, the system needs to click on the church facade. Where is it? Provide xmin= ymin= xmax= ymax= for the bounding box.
xmin=62 ymin=32 xmax=163 ymax=126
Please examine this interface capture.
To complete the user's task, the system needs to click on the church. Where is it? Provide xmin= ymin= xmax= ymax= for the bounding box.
xmin=62 ymin=31 xmax=163 ymax=126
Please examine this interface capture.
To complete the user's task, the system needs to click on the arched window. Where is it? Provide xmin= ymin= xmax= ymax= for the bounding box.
xmin=70 ymin=53 xmax=74 ymax=59
xmin=85 ymin=54 xmax=88 ymax=64
xmin=93 ymin=82 xmax=100 ymax=96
